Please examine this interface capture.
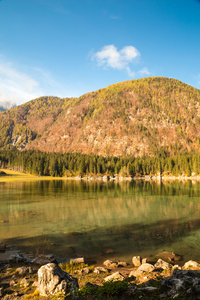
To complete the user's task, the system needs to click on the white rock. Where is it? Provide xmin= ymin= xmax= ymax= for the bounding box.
xmin=132 ymin=256 xmax=141 ymax=267
xmin=183 ymin=260 xmax=200 ymax=269
xmin=142 ymin=258 xmax=147 ymax=264
xmin=37 ymin=263 xmax=78 ymax=296
xmin=131 ymin=263 xmax=155 ymax=277
xmin=75 ymin=267 xmax=90 ymax=275
xmin=154 ymin=259 xmax=171 ymax=270
xmin=129 ymin=270 xmax=136 ymax=277
xmin=70 ymin=257 xmax=84 ymax=264
xmin=104 ymin=272 xmax=125 ymax=282
xmin=93 ymin=267 xmax=108 ymax=274
xmin=137 ymin=263 xmax=155 ymax=272
xmin=118 ymin=261 xmax=128 ymax=267
xmin=103 ymin=260 xmax=118 ymax=268
xmin=172 ymin=265 xmax=181 ymax=270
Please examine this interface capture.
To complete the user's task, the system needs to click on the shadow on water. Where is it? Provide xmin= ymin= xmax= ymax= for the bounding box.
xmin=1 ymin=179 xmax=200 ymax=263
xmin=3 ymin=217 xmax=200 ymax=263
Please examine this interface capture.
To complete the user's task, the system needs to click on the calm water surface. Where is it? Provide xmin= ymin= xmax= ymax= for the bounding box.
xmin=1 ymin=180 xmax=200 ymax=263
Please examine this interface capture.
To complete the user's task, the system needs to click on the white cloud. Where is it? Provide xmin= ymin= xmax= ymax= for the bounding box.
xmin=0 ymin=58 xmax=44 ymax=106
xmin=0 ymin=56 xmax=75 ymax=107
xmin=92 ymin=44 xmax=152 ymax=78
xmin=126 ymin=67 xmax=135 ymax=77
xmin=92 ymin=44 xmax=140 ymax=72
xmin=138 ymin=67 xmax=150 ymax=75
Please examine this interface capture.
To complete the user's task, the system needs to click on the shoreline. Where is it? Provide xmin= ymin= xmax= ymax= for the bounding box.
xmin=1 ymin=168 xmax=200 ymax=183
xmin=1 ymin=245 xmax=200 ymax=299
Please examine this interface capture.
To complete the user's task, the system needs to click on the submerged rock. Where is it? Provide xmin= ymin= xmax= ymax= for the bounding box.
xmin=37 ymin=263 xmax=78 ymax=296
xmin=154 ymin=251 xmax=182 ymax=263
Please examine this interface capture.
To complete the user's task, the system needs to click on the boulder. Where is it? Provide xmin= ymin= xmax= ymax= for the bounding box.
xmin=173 ymin=269 xmax=199 ymax=279
xmin=93 ymin=266 xmax=108 ymax=274
xmin=20 ymin=277 xmax=29 ymax=287
xmin=16 ymin=266 xmax=33 ymax=275
xmin=160 ymin=269 xmax=200 ymax=298
xmin=104 ymin=272 xmax=125 ymax=282
xmin=132 ymin=256 xmax=141 ymax=267
xmin=183 ymin=260 xmax=200 ymax=269
xmin=37 ymin=263 xmax=78 ymax=297
xmin=9 ymin=253 xmax=29 ymax=263
xmin=31 ymin=254 xmax=56 ymax=265
xmin=70 ymin=257 xmax=84 ymax=264
xmin=129 ymin=270 xmax=136 ymax=278
xmin=103 ymin=259 xmax=118 ymax=268
xmin=75 ymin=267 xmax=90 ymax=275
xmin=16 ymin=266 xmax=29 ymax=275
xmin=137 ymin=263 xmax=155 ymax=273
xmin=130 ymin=263 xmax=155 ymax=277
xmin=160 ymin=277 xmax=185 ymax=298
xmin=118 ymin=261 xmax=128 ymax=267
xmin=154 ymin=259 xmax=171 ymax=270
xmin=142 ymin=258 xmax=147 ymax=264
xmin=172 ymin=264 xmax=181 ymax=270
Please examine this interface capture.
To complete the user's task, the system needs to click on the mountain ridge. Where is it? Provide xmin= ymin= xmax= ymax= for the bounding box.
xmin=0 ymin=76 xmax=200 ymax=157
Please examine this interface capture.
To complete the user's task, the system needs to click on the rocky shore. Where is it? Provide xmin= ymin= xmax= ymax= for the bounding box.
xmin=72 ymin=173 xmax=200 ymax=182
xmin=1 ymin=242 xmax=200 ymax=299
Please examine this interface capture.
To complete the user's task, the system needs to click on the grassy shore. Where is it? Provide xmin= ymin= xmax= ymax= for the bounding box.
xmin=0 ymin=169 xmax=71 ymax=182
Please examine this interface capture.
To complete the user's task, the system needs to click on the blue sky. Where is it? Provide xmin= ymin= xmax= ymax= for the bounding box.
xmin=0 ymin=0 xmax=200 ymax=105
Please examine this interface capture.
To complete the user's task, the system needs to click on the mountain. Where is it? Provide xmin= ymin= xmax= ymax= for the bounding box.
xmin=0 ymin=77 xmax=200 ymax=157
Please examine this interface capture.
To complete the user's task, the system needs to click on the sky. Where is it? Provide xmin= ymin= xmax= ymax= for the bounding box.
xmin=0 ymin=0 xmax=200 ymax=106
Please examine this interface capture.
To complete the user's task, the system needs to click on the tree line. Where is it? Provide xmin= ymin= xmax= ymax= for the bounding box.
xmin=0 ymin=148 xmax=199 ymax=177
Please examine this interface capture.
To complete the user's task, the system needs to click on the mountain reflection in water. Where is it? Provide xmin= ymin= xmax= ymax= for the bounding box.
xmin=0 ymin=180 xmax=200 ymax=263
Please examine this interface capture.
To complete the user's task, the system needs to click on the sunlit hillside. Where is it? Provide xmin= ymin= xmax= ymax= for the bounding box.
xmin=0 ymin=77 xmax=200 ymax=157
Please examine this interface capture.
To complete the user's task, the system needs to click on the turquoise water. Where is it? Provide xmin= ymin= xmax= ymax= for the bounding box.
xmin=0 ymin=180 xmax=200 ymax=263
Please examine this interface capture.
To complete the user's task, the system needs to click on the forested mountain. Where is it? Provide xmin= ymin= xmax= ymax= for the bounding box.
xmin=0 ymin=77 xmax=200 ymax=157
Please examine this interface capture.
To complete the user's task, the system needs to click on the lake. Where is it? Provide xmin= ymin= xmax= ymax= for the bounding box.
xmin=1 ymin=179 xmax=200 ymax=264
